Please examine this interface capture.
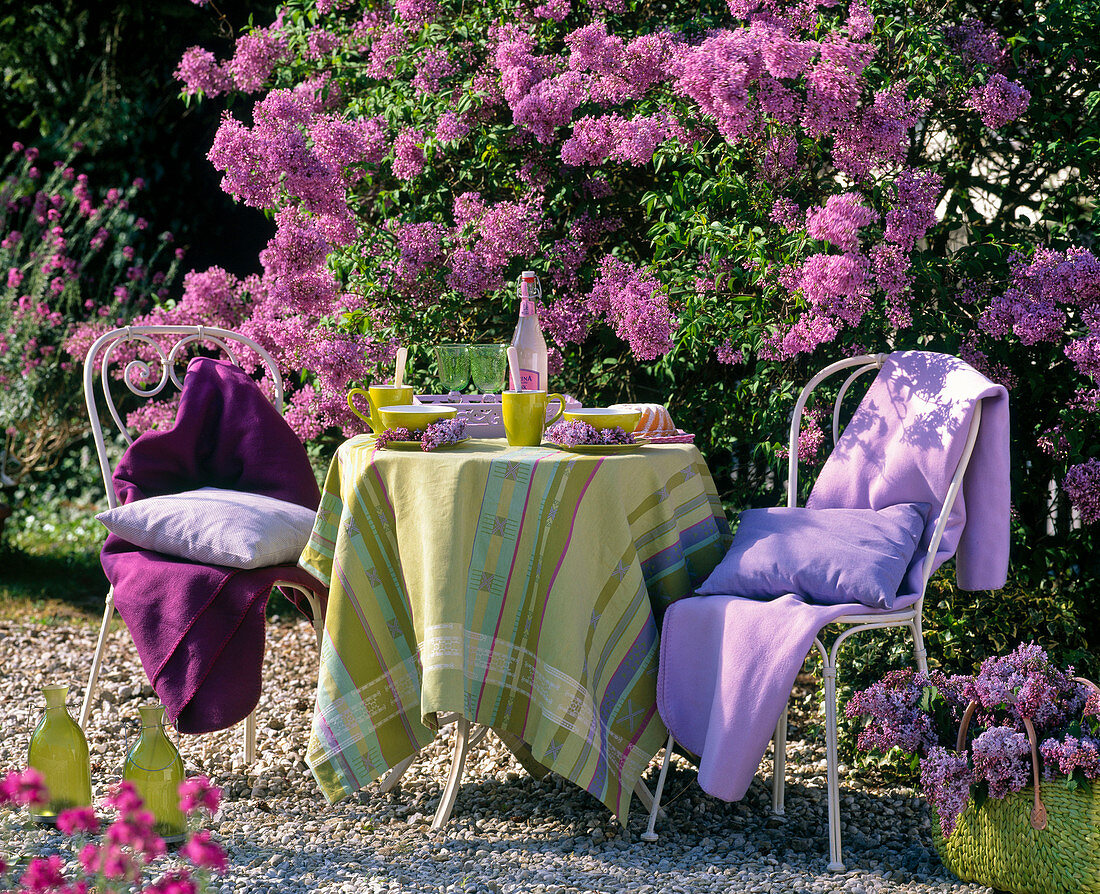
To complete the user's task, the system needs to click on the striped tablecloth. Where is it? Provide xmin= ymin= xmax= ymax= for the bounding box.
xmin=299 ymin=437 xmax=729 ymax=823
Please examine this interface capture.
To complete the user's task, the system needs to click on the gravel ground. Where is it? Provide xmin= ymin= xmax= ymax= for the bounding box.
xmin=0 ymin=615 xmax=993 ymax=894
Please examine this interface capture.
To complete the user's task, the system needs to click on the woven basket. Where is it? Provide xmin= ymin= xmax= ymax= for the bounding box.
xmin=931 ymin=677 xmax=1100 ymax=894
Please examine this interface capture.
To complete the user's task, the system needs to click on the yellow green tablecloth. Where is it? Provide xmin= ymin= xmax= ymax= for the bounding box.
xmin=299 ymin=436 xmax=729 ymax=822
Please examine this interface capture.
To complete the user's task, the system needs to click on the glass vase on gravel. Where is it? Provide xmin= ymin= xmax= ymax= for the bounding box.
xmin=123 ymin=703 xmax=186 ymax=842
xmin=27 ymin=685 xmax=93 ymax=823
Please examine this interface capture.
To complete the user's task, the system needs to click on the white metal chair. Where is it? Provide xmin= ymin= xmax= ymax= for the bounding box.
xmin=643 ymin=353 xmax=985 ymax=869
xmin=78 ymin=325 xmax=323 ymax=763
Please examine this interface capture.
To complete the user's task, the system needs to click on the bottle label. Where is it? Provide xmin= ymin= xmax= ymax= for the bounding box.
xmin=519 ymin=298 xmax=536 ymax=316
xmin=519 ymin=368 xmax=540 ymax=390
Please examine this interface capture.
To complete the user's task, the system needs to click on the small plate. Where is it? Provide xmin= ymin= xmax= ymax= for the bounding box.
xmin=547 ymin=438 xmax=650 ymax=455
xmin=379 ymin=437 xmax=471 ymax=452
xmin=645 ymin=431 xmax=694 ymax=444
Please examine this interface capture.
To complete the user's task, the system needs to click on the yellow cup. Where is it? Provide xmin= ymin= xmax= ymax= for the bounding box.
xmin=347 ymin=384 xmax=415 ymax=435
xmin=502 ymin=390 xmax=565 ymax=447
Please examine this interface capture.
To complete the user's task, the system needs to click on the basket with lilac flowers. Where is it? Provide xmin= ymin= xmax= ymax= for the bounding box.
xmin=847 ymin=643 xmax=1100 ymax=894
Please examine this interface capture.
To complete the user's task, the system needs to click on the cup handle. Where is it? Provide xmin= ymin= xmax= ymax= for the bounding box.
xmin=545 ymin=393 xmax=565 ymax=426
xmin=348 ymin=389 xmax=382 ymax=434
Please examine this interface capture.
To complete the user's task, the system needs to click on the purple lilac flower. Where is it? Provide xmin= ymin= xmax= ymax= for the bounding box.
xmin=845 ymin=668 xmax=939 ymax=754
xmin=967 ymin=74 xmax=1030 ymax=129
xmin=804 ymin=193 xmax=877 ymax=252
xmin=920 ymin=746 xmax=973 ymax=838
xmin=970 ymin=726 xmax=1032 ymax=799
xmin=546 ymin=420 xmax=635 ymax=446
xmin=392 ymin=128 xmax=426 ymax=180
xmin=967 ymin=642 xmax=1084 ymax=732
xmin=175 ymin=47 xmax=231 ymax=97
xmin=943 ymin=19 xmax=1007 ymax=68
xmin=533 ymin=0 xmax=571 ymax=20
xmin=1040 ymin=735 xmax=1100 ymax=780
xmin=227 ymin=27 xmax=290 ymax=93
xmin=376 ymin=427 xmax=413 ymax=447
xmin=421 ymin=416 xmax=468 ymax=450
xmin=1063 ymin=459 xmax=1100 ymax=524
xmin=587 ymin=256 xmax=675 ymax=361
xmin=435 ymin=111 xmax=471 ymax=143
xmin=395 ymin=0 xmax=438 ymax=25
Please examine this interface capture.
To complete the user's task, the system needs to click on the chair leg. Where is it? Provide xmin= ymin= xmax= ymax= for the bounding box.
xmin=378 ymin=753 xmax=418 ymax=793
xmin=80 ymin=587 xmax=116 ymax=731
xmin=431 ymin=716 xmax=472 ymax=831
xmin=772 ymin=706 xmax=787 ymax=815
xmin=243 ymin=709 xmax=257 ymax=764
xmin=641 ymin=733 xmax=674 ymax=843
xmin=823 ymin=661 xmax=845 ymax=872
xmin=911 ymin=621 xmax=929 ymax=675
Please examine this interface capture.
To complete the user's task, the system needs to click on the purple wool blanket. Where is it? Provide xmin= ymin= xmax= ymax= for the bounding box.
xmin=101 ymin=357 xmax=326 ymax=734
xmin=657 ymin=351 xmax=1010 ymax=801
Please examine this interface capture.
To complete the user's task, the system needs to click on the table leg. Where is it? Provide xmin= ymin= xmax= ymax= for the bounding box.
xmin=378 ymin=753 xmax=417 ymax=794
xmin=431 ymin=716 xmax=472 ymax=831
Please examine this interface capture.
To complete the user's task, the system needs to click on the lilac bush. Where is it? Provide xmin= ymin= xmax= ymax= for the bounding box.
xmin=51 ymin=1 xmax=1096 ymax=653
xmin=848 ymin=644 xmax=1100 ymax=838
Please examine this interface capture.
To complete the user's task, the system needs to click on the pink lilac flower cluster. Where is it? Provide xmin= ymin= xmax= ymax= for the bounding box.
xmin=374 ymin=417 xmax=466 ymax=450
xmin=849 ymin=644 xmax=1098 ymax=838
xmin=966 ymin=73 xmax=1030 ymax=129
xmin=420 ymin=416 xmax=468 ymax=450
xmin=587 ymin=256 xmax=675 ymax=361
xmin=545 ymin=420 xmax=635 ymax=446
xmin=1063 ymin=459 xmax=1100 ymax=525
xmin=175 ymin=21 xmax=290 ymax=97
xmin=0 ymin=771 xmax=226 ymax=892
xmin=942 ymin=19 xmax=1007 ymax=69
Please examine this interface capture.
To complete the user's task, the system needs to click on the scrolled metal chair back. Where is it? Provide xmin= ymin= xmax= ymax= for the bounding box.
xmin=84 ymin=325 xmax=285 ymax=509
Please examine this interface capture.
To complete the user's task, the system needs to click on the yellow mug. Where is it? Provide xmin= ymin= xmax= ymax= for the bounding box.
xmin=502 ymin=390 xmax=565 ymax=447
xmin=347 ymin=384 xmax=415 ymax=435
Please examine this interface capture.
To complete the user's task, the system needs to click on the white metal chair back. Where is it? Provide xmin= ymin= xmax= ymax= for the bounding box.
xmin=784 ymin=353 xmax=983 ymax=630
xmin=84 ymin=325 xmax=286 ymax=510
xmin=79 ymin=325 xmax=320 ymax=764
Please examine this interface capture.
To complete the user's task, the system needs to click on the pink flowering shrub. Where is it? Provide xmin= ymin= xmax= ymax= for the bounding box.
xmin=125 ymin=0 xmax=1098 ymax=655
xmin=848 ymin=644 xmax=1099 ymax=838
xmin=0 ymin=771 xmax=226 ymax=892
xmin=0 ymin=142 xmax=181 ymax=483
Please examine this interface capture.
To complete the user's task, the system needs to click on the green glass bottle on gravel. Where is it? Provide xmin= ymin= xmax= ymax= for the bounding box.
xmin=123 ymin=703 xmax=186 ymax=842
xmin=27 ymin=685 xmax=92 ymax=822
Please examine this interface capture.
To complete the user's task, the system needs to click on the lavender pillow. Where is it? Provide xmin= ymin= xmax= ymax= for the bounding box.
xmin=97 ymin=487 xmax=316 ymax=570
xmin=696 ymin=503 xmax=929 ymax=609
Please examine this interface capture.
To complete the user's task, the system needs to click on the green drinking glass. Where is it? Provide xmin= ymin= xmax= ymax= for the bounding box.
xmin=469 ymin=343 xmax=509 ymax=393
xmin=435 ymin=344 xmax=470 ymax=393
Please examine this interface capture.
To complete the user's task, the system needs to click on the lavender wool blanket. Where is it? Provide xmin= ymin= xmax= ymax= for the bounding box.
xmin=657 ymin=351 xmax=1010 ymax=801
xmin=101 ymin=357 xmax=325 ymax=734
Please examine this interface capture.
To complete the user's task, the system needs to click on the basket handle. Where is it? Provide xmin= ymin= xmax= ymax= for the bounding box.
xmin=954 ymin=676 xmax=1099 ymax=831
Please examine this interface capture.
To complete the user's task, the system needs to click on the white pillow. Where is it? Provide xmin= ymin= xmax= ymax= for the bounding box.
xmin=97 ymin=487 xmax=317 ymax=570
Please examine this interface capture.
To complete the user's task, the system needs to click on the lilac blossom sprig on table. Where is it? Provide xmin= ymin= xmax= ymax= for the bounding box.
xmin=374 ymin=417 xmax=467 ymax=450
xmin=545 ymin=420 xmax=635 ymax=447
xmin=847 ymin=643 xmax=1100 ymax=838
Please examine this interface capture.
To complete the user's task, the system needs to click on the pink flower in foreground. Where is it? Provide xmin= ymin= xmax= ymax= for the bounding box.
xmin=19 ymin=855 xmax=66 ymax=892
xmin=1 ymin=767 xmax=48 ymax=807
xmin=180 ymin=830 xmax=229 ymax=873
xmin=58 ymin=805 xmax=100 ymax=835
xmin=178 ymin=776 xmax=222 ymax=814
